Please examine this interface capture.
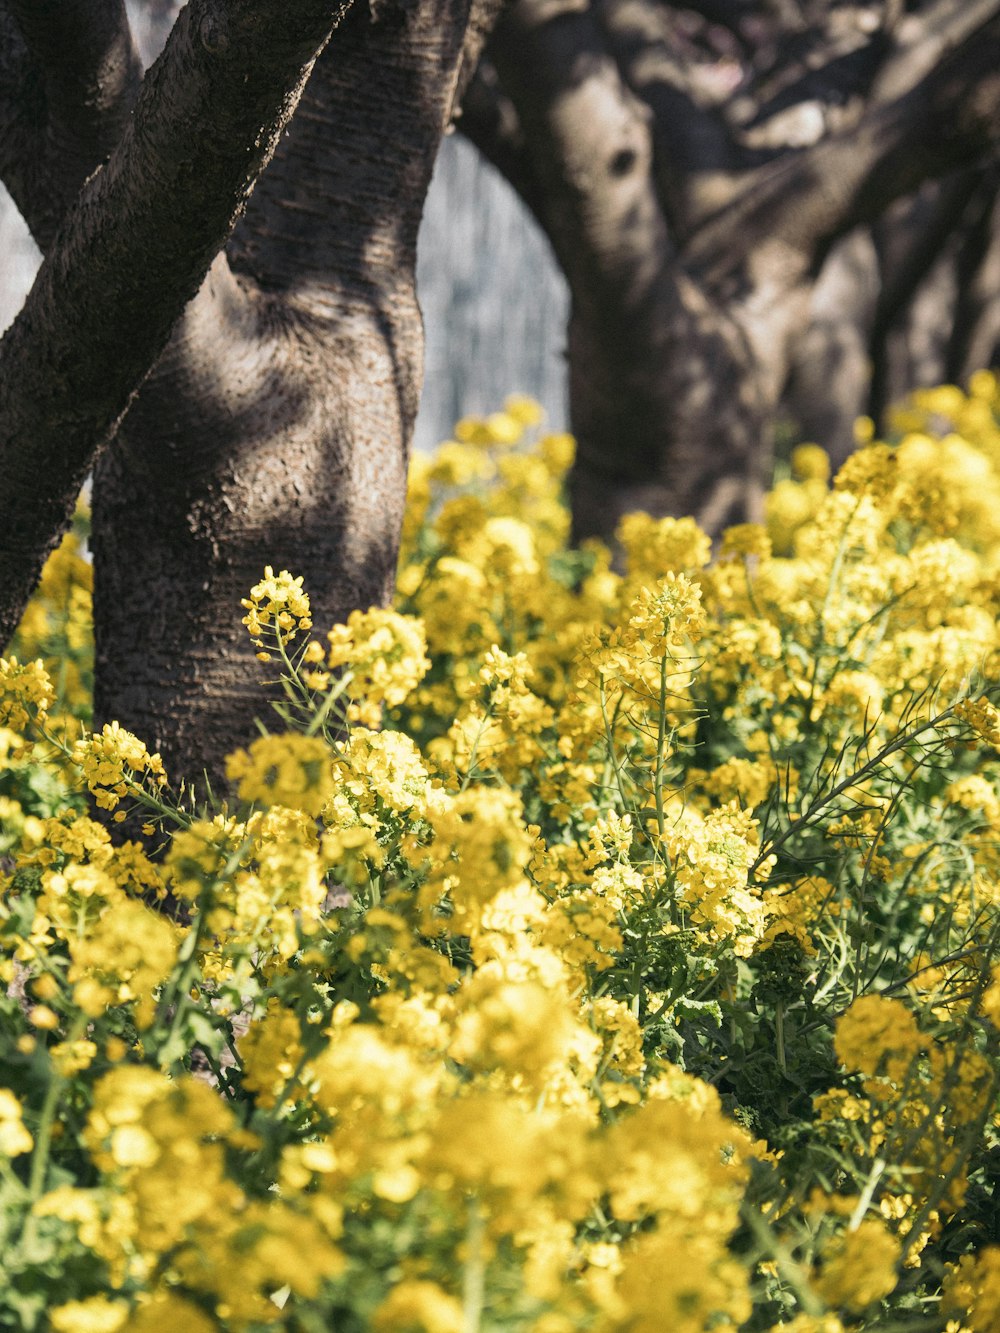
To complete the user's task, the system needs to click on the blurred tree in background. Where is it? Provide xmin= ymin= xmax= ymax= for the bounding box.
xmin=461 ymin=0 xmax=1000 ymax=538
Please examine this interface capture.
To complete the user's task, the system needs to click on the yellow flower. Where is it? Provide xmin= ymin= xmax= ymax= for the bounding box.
xmin=28 ymin=1004 xmax=59 ymax=1030
xmin=372 ymin=1280 xmax=464 ymax=1333
xmin=127 ymin=1294 xmax=218 ymax=1333
xmin=0 ymin=655 xmax=54 ymax=731
xmin=833 ymin=994 xmax=923 ymax=1082
xmin=617 ymin=512 xmax=712 ymax=578
xmin=241 ymin=565 xmax=312 ymax=647
xmin=72 ymin=722 xmax=167 ymax=812
xmin=955 ymin=696 xmax=1000 ymax=749
xmin=943 ymin=1246 xmax=1000 ymax=1332
xmin=414 ymin=785 xmax=535 ymax=929
xmin=504 ymin=392 xmax=545 ymax=427
xmin=68 ymin=900 xmax=179 ymax=1028
xmin=48 ymin=1298 xmax=128 ymax=1333
xmin=50 ymin=1040 xmax=98 ymax=1077
xmin=720 ymin=523 xmax=773 ymax=561
xmin=0 ymin=1088 xmax=33 ymax=1156
xmin=665 ymin=802 xmax=768 ymax=957
xmin=225 ymin=731 xmax=335 ymax=816
xmin=791 ymin=443 xmax=832 ymax=483
xmin=333 ymin=727 xmax=431 ymax=818
xmin=238 ymin=1000 xmax=306 ymax=1108
xmin=982 ymin=963 xmax=1000 ymax=1027
xmin=327 ymin=606 xmax=430 ymax=721
xmin=816 ymin=1218 xmax=901 ymax=1311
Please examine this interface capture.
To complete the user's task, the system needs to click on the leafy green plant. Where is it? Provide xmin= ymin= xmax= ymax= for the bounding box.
xmin=4 ymin=383 xmax=1000 ymax=1330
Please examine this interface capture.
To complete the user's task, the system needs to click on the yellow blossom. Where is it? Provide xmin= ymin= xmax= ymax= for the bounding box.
xmin=0 ymin=1088 xmax=33 ymax=1156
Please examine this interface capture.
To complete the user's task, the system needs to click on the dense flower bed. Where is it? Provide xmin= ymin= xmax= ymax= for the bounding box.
xmin=3 ymin=382 xmax=1000 ymax=1330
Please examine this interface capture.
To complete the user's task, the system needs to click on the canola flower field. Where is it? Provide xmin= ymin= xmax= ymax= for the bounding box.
xmin=4 ymin=382 xmax=1000 ymax=1330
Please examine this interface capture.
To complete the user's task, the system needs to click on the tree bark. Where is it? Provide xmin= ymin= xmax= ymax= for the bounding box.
xmin=0 ymin=0 xmax=142 ymax=250
xmin=782 ymin=229 xmax=880 ymax=469
xmin=90 ymin=0 xmax=502 ymax=790
xmin=947 ymin=171 xmax=1000 ymax=382
xmin=0 ymin=0 xmax=349 ymax=650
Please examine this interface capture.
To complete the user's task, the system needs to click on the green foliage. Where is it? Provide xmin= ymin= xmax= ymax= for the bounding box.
xmin=4 ymin=383 xmax=1000 ymax=1330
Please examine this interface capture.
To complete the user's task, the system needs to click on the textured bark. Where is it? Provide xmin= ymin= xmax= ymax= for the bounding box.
xmin=90 ymin=0 xmax=503 ymax=789
xmin=867 ymin=169 xmax=1000 ymax=419
xmin=947 ymin=173 xmax=1000 ymax=382
xmin=868 ymin=176 xmax=979 ymax=423
xmin=0 ymin=0 xmax=351 ymax=651
xmin=0 ymin=0 xmax=141 ymax=249
xmin=488 ymin=0 xmax=775 ymax=540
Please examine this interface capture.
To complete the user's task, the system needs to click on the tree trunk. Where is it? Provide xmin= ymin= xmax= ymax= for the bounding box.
xmin=474 ymin=0 xmax=1000 ymax=542
xmin=91 ymin=0 xmax=497 ymax=791
xmin=782 ymin=230 xmax=880 ymax=469
xmin=0 ymin=0 xmax=349 ymax=648
xmin=565 ymin=280 xmax=783 ymax=544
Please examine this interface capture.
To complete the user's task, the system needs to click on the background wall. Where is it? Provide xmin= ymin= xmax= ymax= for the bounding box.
xmin=414 ymin=133 xmax=568 ymax=449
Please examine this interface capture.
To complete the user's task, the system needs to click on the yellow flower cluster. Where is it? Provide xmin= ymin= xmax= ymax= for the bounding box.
xmin=816 ymin=992 xmax=998 ymax=1227
xmin=6 ymin=509 xmax=93 ymax=745
xmin=943 ymin=1246 xmax=1000 ymax=1332
xmin=72 ymin=721 xmax=167 ymax=813
xmin=955 ymin=695 xmax=1000 ymax=748
xmin=225 ymin=731 xmax=335 ymax=816
xmin=6 ymin=386 xmax=1000 ymax=1329
xmin=0 ymin=655 xmax=54 ymax=732
xmin=326 ymin=606 xmax=430 ymax=726
xmin=0 ymin=1087 xmax=33 ymax=1156
xmin=240 ymin=564 xmax=312 ymax=655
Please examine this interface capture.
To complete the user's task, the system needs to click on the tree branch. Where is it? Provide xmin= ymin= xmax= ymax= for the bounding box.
xmin=0 ymin=7 xmax=43 ymax=220
xmin=868 ymin=0 xmax=1000 ymax=107
xmin=0 ymin=0 xmax=142 ymax=251
xmin=0 ymin=0 xmax=352 ymax=648
xmin=685 ymin=0 xmax=1000 ymax=293
xmin=594 ymin=0 xmax=747 ymax=233
xmin=488 ymin=0 xmax=674 ymax=304
xmin=457 ymin=59 xmax=548 ymax=230
xmin=872 ymin=170 xmax=982 ymax=346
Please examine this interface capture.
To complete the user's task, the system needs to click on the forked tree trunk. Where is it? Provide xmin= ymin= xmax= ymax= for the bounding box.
xmin=91 ymin=0 xmax=495 ymax=790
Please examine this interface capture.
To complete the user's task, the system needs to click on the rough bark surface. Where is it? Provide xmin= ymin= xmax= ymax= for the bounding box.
xmin=0 ymin=0 xmax=349 ymax=650
xmin=0 ymin=0 xmax=503 ymax=788
xmin=90 ymin=0 xmax=502 ymax=789
xmin=0 ymin=0 xmax=142 ymax=250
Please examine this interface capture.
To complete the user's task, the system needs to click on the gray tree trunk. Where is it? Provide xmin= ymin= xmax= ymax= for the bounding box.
xmin=474 ymin=0 xmax=1000 ymax=540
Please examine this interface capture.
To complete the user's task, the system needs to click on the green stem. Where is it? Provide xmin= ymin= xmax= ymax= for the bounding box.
xmin=462 ymin=1195 xmax=486 ymax=1333
xmin=459 ymin=705 xmax=494 ymax=792
xmin=848 ymin=1157 xmax=886 ymax=1230
xmin=599 ymin=685 xmax=631 ymax=813
xmin=740 ymin=1203 xmax=824 ymax=1317
xmin=654 ymin=652 xmax=668 ymax=842
xmin=775 ymin=1000 xmax=787 ymax=1074
xmin=751 ymin=701 xmax=962 ymax=875
xmin=26 ymin=1015 xmax=87 ymax=1208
